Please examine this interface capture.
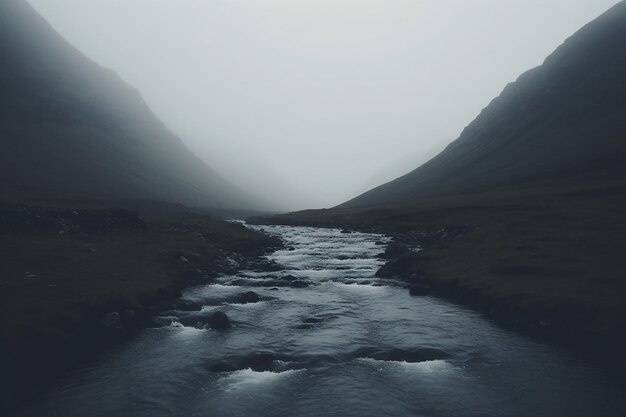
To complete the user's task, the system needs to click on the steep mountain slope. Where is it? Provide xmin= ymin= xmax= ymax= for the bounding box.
xmin=0 ymin=0 xmax=265 ymax=211
xmin=341 ymin=1 xmax=626 ymax=208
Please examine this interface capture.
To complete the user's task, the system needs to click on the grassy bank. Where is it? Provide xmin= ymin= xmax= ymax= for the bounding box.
xmin=255 ymin=181 xmax=626 ymax=356
xmin=0 ymin=205 xmax=280 ymax=405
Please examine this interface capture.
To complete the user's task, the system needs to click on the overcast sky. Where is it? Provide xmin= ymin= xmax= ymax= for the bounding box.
xmin=28 ymin=0 xmax=621 ymax=210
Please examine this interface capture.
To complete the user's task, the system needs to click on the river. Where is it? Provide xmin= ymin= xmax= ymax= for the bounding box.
xmin=12 ymin=225 xmax=626 ymax=417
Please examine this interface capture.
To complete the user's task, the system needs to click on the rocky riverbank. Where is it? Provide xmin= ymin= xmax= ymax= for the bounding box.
xmin=250 ymin=190 xmax=626 ymax=362
xmin=0 ymin=205 xmax=282 ymax=410
xmin=374 ymin=229 xmax=626 ymax=361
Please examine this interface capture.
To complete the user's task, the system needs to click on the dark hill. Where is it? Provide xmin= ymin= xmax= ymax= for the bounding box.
xmin=341 ymin=1 xmax=626 ymax=208
xmin=0 ymin=0 xmax=265 ymax=211
xmin=258 ymin=2 xmax=626 ymax=357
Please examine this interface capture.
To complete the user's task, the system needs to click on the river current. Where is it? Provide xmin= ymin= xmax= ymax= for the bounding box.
xmin=13 ymin=225 xmax=626 ymax=416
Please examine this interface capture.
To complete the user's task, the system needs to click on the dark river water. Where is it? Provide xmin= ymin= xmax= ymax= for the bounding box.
xmin=12 ymin=225 xmax=626 ymax=417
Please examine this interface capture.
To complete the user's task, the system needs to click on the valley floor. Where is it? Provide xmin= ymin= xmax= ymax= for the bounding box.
xmin=0 ymin=204 xmax=280 ymax=408
xmin=254 ymin=181 xmax=626 ymax=358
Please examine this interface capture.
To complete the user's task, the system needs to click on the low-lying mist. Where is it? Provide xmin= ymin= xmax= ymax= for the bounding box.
xmin=27 ymin=0 xmax=620 ymax=210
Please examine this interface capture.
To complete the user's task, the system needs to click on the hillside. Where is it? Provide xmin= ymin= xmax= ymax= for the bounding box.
xmin=0 ymin=0 xmax=265 ymax=211
xmin=258 ymin=2 xmax=626 ymax=356
xmin=341 ymin=1 xmax=626 ymax=208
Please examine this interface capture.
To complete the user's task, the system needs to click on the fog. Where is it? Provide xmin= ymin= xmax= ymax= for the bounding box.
xmin=27 ymin=0 xmax=620 ymax=210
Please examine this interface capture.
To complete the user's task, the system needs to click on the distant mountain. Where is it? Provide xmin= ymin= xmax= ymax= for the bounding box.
xmin=0 ymin=0 xmax=267 ymax=211
xmin=341 ymin=1 xmax=626 ymax=208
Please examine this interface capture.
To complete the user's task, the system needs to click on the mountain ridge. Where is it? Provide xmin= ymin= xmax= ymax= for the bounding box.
xmin=339 ymin=1 xmax=626 ymax=208
xmin=0 ymin=0 xmax=269 ymax=211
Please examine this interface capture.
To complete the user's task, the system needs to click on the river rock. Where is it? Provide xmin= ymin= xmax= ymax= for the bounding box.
xmin=234 ymin=291 xmax=261 ymax=304
xmin=209 ymin=311 xmax=231 ymax=329
xmin=100 ymin=311 xmax=121 ymax=328
xmin=384 ymin=241 xmax=410 ymax=258
xmin=179 ymin=311 xmax=231 ymax=330
xmin=282 ymin=274 xmax=298 ymax=281
xmin=375 ymin=257 xmax=412 ymax=278
xmin=303 ymin=317 xmax=325 ymax=324
xmin=291 ymin=280 xmax=309 ymax=288
xmin=408 ymin=284 xmax=431 ymax=296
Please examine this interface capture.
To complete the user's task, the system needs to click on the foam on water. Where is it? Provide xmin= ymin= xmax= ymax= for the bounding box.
xmin=224 ymin=301 xmax=268 ymax=309
xmin=218 ymin=368 xmax=305 ymax=391
xmin=357 ymin=358 xmax=454 ymax=374
xmin=329 ymin=282 xmax=388 ymax=291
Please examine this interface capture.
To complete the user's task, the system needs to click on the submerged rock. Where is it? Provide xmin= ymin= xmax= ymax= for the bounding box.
xmin=302 ymin=317 xmax=325 ymax=324
xmin=291 ymin=280 xmax=310 ymax=288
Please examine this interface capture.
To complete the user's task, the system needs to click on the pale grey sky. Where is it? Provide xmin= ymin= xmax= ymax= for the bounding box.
xmin=28 ymin=0 xmax=621 ymax=210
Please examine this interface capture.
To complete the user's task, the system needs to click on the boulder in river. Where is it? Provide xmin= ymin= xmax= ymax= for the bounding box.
xmin=233 ymin=291 xmax=261 ymax=304
xmin=178 ymin=310 xmax=231 ymax=330
xmin=375 ymin=257 xmax=412 ymax=278
xmin=209 ymin=311 xmax=231 ymax=329
xmin=282 ymin=274 xmax=298 ymax=281
xmin=291 ymin=280 xmax=310 ymax=288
